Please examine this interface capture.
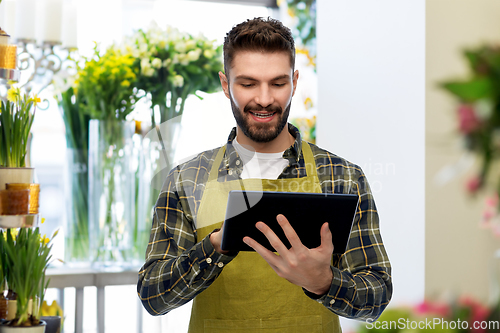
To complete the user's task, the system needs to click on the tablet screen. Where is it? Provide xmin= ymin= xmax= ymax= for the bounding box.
xmin=221 ymin=191 xmax=359 ymax=254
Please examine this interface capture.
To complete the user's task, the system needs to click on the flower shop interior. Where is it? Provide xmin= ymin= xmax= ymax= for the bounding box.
xmin=1 ymin=0 xmax=500 ymax=332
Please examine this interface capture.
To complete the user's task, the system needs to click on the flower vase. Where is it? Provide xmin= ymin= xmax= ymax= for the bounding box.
xmin=64 ymin=149 xmax=89 ymax=265
xmin=0 ymin=294 xmax=6 ymax=320
xmin=88 ymin=120 xmax=136 ymax=268
xmin=0 ymin=168 xmax=34 ymax=191
xmin=0 ymin=321 xmax=46 ymax=333
xmin=132 ymin=116 xmax=183 ymax=263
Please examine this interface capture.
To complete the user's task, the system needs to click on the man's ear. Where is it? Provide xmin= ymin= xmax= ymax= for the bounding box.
xmin=292 ymin=70 xmax=299 ymax=97
xmin=219 ymin=71 xmax=230 ymax=99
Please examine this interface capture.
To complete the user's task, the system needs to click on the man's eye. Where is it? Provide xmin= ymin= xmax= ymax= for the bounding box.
xmin=274 ymin=83 xmax=286 ymax=87
xmin=241 ymin=84 xmax=253 ymax=88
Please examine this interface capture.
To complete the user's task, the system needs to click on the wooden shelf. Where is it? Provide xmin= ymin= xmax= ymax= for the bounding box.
xmin=0 ymin=214 xmax=40 ymax=228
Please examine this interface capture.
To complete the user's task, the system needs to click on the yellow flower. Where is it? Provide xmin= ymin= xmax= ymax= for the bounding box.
xmin=121 ymin=80 xmax=130 ymax=87
xmin=304 ymin=97 xmax=313 ymax=110
xmin=7 ymin=87 xmax=20 ymax=103
xmin=41 ymin=234 xmax=50 ymax=245
xmin=29 ymin=94 xmax=41 ymax=106
xmin=41 ymin=300 xmax=64 ymax=319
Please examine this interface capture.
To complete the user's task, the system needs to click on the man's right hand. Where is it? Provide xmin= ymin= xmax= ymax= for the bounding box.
xmin=210 ymin=229 xmax=230 ymax=254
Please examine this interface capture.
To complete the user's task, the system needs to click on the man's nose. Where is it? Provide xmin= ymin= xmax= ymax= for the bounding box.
xmin=254 ymin=85 xmax=274 ymax=108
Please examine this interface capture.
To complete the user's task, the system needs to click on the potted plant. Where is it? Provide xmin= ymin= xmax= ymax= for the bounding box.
xmin=0 ymin=227 xmax=55 ymax=332
xmin=0 ymin=87 xmax=39 ymax=190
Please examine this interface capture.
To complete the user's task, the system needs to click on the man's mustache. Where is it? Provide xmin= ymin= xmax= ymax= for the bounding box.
xmin=243 ymin=104 xmax=282 ymax=113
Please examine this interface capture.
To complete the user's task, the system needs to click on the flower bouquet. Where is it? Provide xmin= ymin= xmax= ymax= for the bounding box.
xmin=356 ymin=297 xmax=497 ymax=333
xmin=0 ymin=227 xmax=55 ymax=328
xmin=122 ymin=22 xmax=223 ymax=125
xmin=440 ymin=45 xmax=500 ymax=232
xmin=120 ymin=23 xmax=223 ymax=262
xmin=75 ymin=43 xmax=139 ymax=266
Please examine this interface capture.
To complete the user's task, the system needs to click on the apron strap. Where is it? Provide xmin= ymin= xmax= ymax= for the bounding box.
xmin=207 ymin=140 xmax=318 ymax=183
xmin=301 ymin=141 xmax=319 ymax=179
xmin=208 ymin=145 xmax=227 ymax=182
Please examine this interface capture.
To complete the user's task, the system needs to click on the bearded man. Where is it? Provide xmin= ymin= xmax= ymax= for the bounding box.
xmin=138 ymin=17 xmax=392 ymax=333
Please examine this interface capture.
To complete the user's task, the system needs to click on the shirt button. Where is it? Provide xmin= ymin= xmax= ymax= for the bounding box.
xmin=217 ymin=262 xmax=224 ymax=268
xmin=236 ymin=160 xmax=241 ymax=166
xmin=206 ymin=258 xmax=212 ymax=264
xmin=228 ymin=170 xmax=233 ymax=176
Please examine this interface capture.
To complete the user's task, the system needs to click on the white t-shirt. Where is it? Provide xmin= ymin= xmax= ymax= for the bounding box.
xmin=232 ymin=138 xmax=289 ymax=180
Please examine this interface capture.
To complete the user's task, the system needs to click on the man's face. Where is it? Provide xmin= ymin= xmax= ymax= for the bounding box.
xmin=219 ymin=51 xmax=298 ymax=143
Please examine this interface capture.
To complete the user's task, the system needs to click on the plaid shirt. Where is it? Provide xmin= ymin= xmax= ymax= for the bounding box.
xmin=138 ymin=124 xmax=392 ymax=320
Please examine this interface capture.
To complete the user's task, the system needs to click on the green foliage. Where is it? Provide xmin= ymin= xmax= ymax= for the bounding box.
xmin=286 ymin=0 xmax=316 ymax=49
xmin=0 ymin=89 xmax=38 ymax=167
xmin=441 ymin=78 xmax=493 ymax=103
xmin=56 ymin=86 xmax=90 ymax=261
xmin=0 ymin=228 xmax=54 ymax=326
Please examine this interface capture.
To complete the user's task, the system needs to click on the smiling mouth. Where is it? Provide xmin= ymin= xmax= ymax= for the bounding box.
xmin=249 ymin=111 xmax=276 ymax=119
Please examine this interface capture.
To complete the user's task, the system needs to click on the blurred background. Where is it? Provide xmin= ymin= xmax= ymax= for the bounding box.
xmin=2 ymin=0 xmax=500 ymax=332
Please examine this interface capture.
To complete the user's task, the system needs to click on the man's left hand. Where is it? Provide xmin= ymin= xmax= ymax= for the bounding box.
xmin=243 ymin=214 xmax=334 ymax=296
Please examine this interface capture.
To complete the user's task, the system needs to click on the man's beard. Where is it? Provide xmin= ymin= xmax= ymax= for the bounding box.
xmin=230 ymin=96 xmax=291 ymax=143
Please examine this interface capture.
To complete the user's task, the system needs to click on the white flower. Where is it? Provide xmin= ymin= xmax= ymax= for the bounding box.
xmin=141 ymin=59 xmax=155 ymax=77
xmin=140 ymin=58 xmax=150 ymax=69
xmin=186 ymin=49 xmax=201 ymax=62
xmin=178 ymin=54 xmax=189 ymax=66
xmin=180 ymin=59 xmax=189 ymax=66
xmin=173 ymin=75 xmax=184 ymax=87
xmin=143 ymin=67 xmax=155 ymax=77
xmin=203 ymin=49 xmax=215 ymax=59
xmin=163 ymin=58 xmax=172 ymax=68
xmin=185 ymin=40 xmax=196 ymax=51
xmin=172 ymin=54 xmax=180 ymax=65
xmin=151 ymin=58 xmax=162 ymax=69
xmin=175 ymin=41 xmax=187 ymax=53
xmin=204 ymin=40 xmax=214 ymax=49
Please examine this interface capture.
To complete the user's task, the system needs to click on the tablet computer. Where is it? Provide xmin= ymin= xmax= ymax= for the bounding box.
xmin=220 ymin=191 xmax=359 ymax=254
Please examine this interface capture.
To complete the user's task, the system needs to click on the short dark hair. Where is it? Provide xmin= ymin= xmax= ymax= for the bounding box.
xmin=223 ymin=17 xmax=295 ymax=75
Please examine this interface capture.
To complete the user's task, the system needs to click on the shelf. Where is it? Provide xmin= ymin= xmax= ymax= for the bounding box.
xmin=0 ymin=214 xmax=40 ymax=228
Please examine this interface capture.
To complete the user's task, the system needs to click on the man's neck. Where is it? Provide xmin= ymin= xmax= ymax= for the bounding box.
xmin=235 ymin=125 xmax=295 ymax=153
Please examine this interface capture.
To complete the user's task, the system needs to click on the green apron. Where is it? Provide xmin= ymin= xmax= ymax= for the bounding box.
xmin=188 ymin=141 xmax=341 ymax=333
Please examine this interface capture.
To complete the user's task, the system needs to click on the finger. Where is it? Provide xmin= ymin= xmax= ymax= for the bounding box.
xmin=243 ymin=236 xmax=280 ymax=267
xmin=319 ymin=222 xmax=334 ymax=252
xmin=255 ymin=221 xmax=290 ymax=256
xmin=276 ymin=214 xmax=303 ymax=248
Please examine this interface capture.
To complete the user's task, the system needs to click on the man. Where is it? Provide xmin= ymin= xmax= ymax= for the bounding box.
xmin=138 ymin=17 xmax=392 ymax=332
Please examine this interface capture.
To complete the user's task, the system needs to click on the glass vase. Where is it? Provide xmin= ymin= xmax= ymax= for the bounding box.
xmin=132 ymin=116 xmax=183 ymax=263
xmin=88 ymin=120 xmax=136 ymax=268
xmin=64 ymin=148 xmax=90 ymax=265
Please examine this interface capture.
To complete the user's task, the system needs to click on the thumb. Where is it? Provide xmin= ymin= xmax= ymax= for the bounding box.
xmin=320 ymin=222 xmax=334 ymax=252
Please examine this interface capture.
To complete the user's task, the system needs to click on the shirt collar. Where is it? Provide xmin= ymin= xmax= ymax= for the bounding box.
xmin=220 ymin=123 xmax=303 ymax=175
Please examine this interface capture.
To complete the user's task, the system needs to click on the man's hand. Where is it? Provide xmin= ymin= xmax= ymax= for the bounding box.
xmin=243 ymin=214 xmax=334 ymax=296
xmin=210 ymin=228 xmax=231 ymax=255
